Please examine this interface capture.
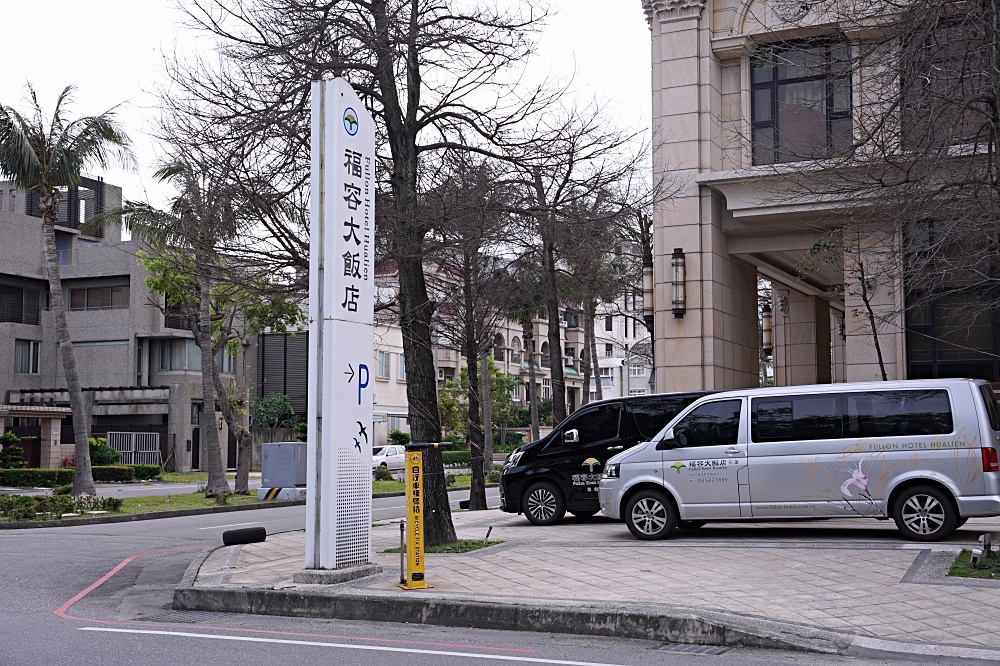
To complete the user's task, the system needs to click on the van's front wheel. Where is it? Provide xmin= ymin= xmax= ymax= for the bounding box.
xmin=892 ymin=485 xmax=956 ymax=542
xmin=624 ymin=489 xmax=677 ymax=540
xmin=523 ymin=482 xmax=565 ymax=525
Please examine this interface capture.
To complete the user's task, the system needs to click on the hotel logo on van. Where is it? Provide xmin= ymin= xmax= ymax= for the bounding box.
xmin=582 ymin=457 xmax=601 ymax=472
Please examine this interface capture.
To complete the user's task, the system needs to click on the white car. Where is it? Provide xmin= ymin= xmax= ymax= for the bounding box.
xmin=372 ymin=445 xmax=406 ymax=471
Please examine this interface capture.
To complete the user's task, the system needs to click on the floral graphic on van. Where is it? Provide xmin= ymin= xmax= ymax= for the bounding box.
xmin=670 ymin=461 xmax=686 ymax=474
xmin=582 ymin=457 xmax=601 ymax=472
xmin=839 ymin=461 xmax=869 ymax=497
xmin=829 ymin=458 xmax=886 ymax=517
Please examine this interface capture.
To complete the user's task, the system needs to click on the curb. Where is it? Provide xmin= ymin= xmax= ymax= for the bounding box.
xmin=0 ymin=499 xmax=306 ymax=530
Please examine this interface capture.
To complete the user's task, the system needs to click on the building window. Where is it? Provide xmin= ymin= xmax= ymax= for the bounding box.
xmin=159 ymin=339 xmax=202 ymax=371
xmin=68 ymin=285 xmax=129 ymax=311
xmin=628 ymin=389 xmax=648 ymax=397
xmin=600 ymin=367 xmax=612 ymax=377
xmin=398 ymin=353 xmax=406 ymax=381
xmin=377 ymin=350 xmax=390 ymax=378
xmin=629 ymin=365 xmax=646 ymax=377
xmin=0 ymin=285 xmax=41 ymax=324
xmin=605 ymin=343 xmax=613 ymax=358
xmin=605 ymin=315 xmax=613 ymax=331
xmin=542 ymin=378 xmax=551 ymax=400
xmin=14 ymin=339 xmax=40 ymax=374
xmin=751 ymin=41 xmax=852 ymax=165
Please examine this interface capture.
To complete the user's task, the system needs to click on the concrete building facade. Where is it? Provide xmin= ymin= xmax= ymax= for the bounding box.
xmin=642 ymin=0 xmax=923 ymax=391
xmin=0 ymin=179 xmax=244 ymax=470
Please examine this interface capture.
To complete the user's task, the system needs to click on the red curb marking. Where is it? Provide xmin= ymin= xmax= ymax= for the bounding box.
xmin=56 ymin=545 xmax=534 ymax=654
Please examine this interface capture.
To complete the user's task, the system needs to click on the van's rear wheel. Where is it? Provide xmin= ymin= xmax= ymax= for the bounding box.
xmin=523 ymin=482 xmax=565 ymax=525
xmin=892 ymin=485 xmax=956 ymax=542
xmin=624 ymin=489 xmax=677 ymax=540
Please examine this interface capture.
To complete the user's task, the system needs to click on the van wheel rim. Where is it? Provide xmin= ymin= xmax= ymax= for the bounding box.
xmin=527 ymin=489 xmax=556 ymax=520
xmin=632 ymin=498 xmax=667 ymax=535
xmin=901 ymin=494 xmax=945 ymax=535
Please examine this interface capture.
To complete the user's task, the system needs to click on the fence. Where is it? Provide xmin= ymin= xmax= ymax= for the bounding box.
xmin=106 ymin=432 xmax=162 ymax=466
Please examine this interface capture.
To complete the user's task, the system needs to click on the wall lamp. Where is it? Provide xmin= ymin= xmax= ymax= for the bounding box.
xmin=671 ymin=248 xmax=686 ymax=318
xmin=761 ymin=301 xmax=773 ymax=357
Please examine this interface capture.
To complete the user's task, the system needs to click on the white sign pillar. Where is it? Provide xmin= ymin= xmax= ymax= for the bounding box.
xmin=306 ymin=79 xmax=376 ymax=569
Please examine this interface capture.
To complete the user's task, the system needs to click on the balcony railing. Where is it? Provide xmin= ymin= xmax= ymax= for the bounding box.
xmin=494 ymin=349 xmax=505 ymax=362
xmin=541 ymin=357 xmax=551 ymax=369
xmin=511 ymin=352 xmax=521 ymax=364
xmin=0 ymin=303 xmax=41 ymax=325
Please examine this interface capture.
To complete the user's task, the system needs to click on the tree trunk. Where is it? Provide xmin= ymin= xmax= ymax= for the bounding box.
xmin=212 ymin=365 xmax=252 ymax=494
xmin=523 ymin=318 xmax=540 ymax=441
xmin=542 ymin=238 xmax=567 ymax=423
xmin=588 ymin=298 xmax=603 ymax=401
xmin=581 ymin=290 xmax=593 ymax=407
xmin=467 ymin=351 xmax=486 ymax=511
xmin=481 ymin=354 xmax=493 ymax=479
xmin=198 ymin=267 xmax=230 ymax=496
xmin=41 ymin=208 xmax=95 ymax=496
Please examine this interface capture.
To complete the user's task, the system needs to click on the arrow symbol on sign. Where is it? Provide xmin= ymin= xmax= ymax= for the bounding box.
xmin=345 ymin=364 xmax=355 ymax=382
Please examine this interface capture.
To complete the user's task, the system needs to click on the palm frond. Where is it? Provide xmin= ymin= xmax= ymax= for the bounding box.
xmin=0 ymin=103 xmax=44 ymax=190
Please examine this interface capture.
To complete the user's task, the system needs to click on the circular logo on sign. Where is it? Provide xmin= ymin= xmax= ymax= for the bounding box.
xmin=344 ymin=107 xmax=359 ymax=136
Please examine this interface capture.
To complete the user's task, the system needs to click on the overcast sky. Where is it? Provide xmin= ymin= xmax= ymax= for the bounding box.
xmin=0 ymin=1 xmax=651 ymax=207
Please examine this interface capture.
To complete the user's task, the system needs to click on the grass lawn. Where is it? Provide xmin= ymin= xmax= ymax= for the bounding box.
xmin=949 ymin=549 xmax=1000 ymax=579
xmin=383 ymin=539 xmax=502 ymax=554
xmin=374 ymin=474 xmax=472 ymax=495
xmin=158 ymin=471 xmax=238 ymax=483
xmin=119 ymin=491 xmax=261 ymax=514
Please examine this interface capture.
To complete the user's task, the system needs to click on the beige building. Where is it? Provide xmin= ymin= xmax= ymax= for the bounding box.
xmin=642 ymin=0 xmax=935 ymax=391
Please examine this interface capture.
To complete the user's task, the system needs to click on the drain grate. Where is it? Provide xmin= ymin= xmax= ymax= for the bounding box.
xmin=138 ymin=611 xmax=243 ymax=624
xmin=658 ymin=644 xmax=733 ymax=655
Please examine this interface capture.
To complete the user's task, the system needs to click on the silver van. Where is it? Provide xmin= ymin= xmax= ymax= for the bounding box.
xmin=598 ymin=379 xmax=1000 ymax=542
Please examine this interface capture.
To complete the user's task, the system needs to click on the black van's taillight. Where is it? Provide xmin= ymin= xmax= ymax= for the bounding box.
xmin=983 ymin=447 xmax=999 ymax=473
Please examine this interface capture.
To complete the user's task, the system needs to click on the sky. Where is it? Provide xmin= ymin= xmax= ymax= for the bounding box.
xmin=0 ymin=1 xmax=652 ymax=208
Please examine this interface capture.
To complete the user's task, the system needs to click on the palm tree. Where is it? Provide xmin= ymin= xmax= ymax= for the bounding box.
xmin=115 ymin=157 xmax=236 ymax=496
xmin=0 ymin=84 xmax=132 ymax=495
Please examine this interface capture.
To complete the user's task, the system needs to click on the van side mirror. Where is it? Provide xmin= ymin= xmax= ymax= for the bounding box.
xmin=656 ymin=428 xmax=676 ymax=451
xmin=564 ymin=428 xmax=579 ymax=444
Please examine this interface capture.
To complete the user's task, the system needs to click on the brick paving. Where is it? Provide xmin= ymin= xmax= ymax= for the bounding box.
xmin=198 ymin=509 xmax=1000 ymax=649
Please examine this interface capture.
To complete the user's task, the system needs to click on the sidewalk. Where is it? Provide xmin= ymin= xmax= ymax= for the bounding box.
xmin=174 ymin=509 xmax=1000 ymax=661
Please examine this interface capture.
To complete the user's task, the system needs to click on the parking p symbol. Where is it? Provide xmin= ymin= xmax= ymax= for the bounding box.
xmin=358 ymin=363 xmax=369 ymax=405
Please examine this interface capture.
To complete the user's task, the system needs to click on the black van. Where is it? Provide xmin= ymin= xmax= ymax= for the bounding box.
xmin=499 ymin=392 xmax=709 ymax=525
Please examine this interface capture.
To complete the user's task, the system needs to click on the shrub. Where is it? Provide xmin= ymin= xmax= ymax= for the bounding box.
xmin=388 ymin=430 xmax=411 ymax=446
xmin=0 ymin=431 xmax=26 ymax=469
xmin=52 ymin=484 xmax=73 ymax=496
xmin=485 ymin=469 xmax=502 ymax=484
xmin=61 ymin=455 xmax=76 ymax=468
xmin=442 ymin=450 xmax=470 ymax=466
xmin=442 ymin=433 xmax=465 ymax=449
xmin=373 ymin=466 xmax=394 ymax=481
xmin=89 ymin=437 xmax=121 ymax=466
xmin=130 ymin=465 xmax=161 ymax=481
xmin=445 ymin=473 xmax=457 ymax=486
xmin=73 ymin=495 xmax=124 ymax=512
xmin=0 ymin=468 xmax=74 ymax=488
xmin=92 ymin=466 xmax=135 ymax=483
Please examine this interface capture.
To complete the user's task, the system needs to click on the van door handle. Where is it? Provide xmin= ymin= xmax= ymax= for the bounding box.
xmin=725 ymin=447 xmax=741 ymax=455
xmin=607 ymin=446 xmax=623 ymax=451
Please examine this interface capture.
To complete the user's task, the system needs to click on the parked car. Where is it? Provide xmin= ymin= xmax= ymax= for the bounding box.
xmin=372 ymin=444 xmax=406 ymax=471
xmin=600 ymin=378 xmax=1000 ymax=542
xmin=499 ymin=392 xmax=710 ymax=525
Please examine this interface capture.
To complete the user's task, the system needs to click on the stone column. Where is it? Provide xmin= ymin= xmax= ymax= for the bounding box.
xmin=647 ymin=0 xmax=759 ymax=391
xmin=772 ymin=288 xmax=832 ymax=386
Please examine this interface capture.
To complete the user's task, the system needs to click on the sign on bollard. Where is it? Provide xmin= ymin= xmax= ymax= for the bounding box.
xmin=400 ymin=442 xmax=452 ymax=590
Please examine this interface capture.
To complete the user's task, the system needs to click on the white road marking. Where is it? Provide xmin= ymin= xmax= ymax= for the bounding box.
xmin=197 ymin=522 xmax=260 ymax=530
xmin=79 ymin=628 xmax=626 ymax=665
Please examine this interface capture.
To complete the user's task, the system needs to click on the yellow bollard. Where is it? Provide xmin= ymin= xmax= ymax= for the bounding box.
xmin=401 ymin=450 xmax=428 ymax=589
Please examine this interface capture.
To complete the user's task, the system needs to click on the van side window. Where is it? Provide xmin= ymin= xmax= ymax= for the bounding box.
xmin=672 ymin=400 xmax=741 ymax=448
xmin=752 ymin=396 xmax=842 ymax=442
xmin=628 ymin=396 xmax=701 ymax=440
xmin=552 ymin=404 xmax=621 ymax=450
xmin=979 ymin=385 xmax=1000 ymax=431
xmin=845 ymin=390 xmax=952 ymax=437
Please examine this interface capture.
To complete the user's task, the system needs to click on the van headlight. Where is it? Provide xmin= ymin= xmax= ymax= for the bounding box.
xmin=603 ymin=463 xmax=620 ymax=479
xmin=504 ymin=451 xmax=523 ymax=468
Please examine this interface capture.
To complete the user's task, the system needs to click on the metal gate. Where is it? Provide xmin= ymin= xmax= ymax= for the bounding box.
xmin=106 ymin=432 xmax=161 ymax=466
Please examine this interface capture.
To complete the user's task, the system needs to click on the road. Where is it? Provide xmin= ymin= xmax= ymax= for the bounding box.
xmin=0 ymin=486 xmax=945 ymax=665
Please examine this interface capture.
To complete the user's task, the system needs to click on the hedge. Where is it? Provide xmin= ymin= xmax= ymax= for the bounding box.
xmin=92 ymin=466 xmax=135 ymax=483
xmin=0 ymin=465 xmax=160 ymax=487
xmin=442 ymin=450 xmax=471 ymax=466
xmin=0 ymin=468 xmax=73 ymax=487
